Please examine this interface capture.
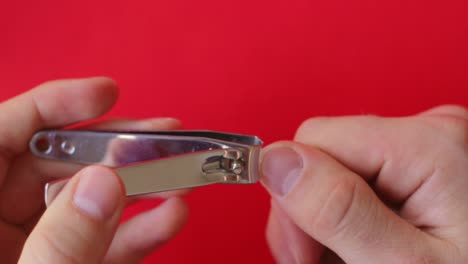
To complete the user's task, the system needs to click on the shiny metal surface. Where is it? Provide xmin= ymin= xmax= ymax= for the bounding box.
xmin=116 ymin=149 xmax=241 ymax=196
xmin=30 ymin=130 xmax=263 ymax=201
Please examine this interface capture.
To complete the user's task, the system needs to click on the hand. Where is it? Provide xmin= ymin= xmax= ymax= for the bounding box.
xmin=0 ymin=77 xmax=188 ymax=263
xmin=260 ymin=105 xmax=468 ymax=263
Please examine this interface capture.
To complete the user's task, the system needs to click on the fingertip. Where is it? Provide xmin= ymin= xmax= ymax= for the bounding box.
xmin=36 ymin=76 xmax=119 ymax=100
xmin=156 ymin=197 xmax=189 ymax=239
xmin=138 ymin=117 xmax=183 ymax=130
xmin=294 ymin=116 xmax=332 ymax=141
xmin=77 ymin=77 xmax=119 ymax=117
xmin=31 ymin=77 xmax=120 ymax=126
xmin=419 ymin=104 xmax=468 ymax=120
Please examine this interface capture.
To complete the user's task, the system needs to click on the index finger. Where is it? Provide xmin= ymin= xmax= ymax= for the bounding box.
xmin=293 ymin=112 xmax=445 ymax=204
xmin=0 ymin=77 xmax=119 ymax=160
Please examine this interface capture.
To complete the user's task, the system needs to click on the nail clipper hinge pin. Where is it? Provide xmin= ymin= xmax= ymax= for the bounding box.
xmin=202 ymin=149 xmax=245 ymax=183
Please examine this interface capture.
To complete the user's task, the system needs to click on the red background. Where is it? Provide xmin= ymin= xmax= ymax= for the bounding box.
xmin=1 ymin=0 xmax=467 ymax=263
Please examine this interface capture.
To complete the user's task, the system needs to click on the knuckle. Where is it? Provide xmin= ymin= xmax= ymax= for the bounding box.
xmin=36 ymin=228 xmax=82 ymax=264
xmin=295 ymin=116 xmax=342 ymax=143
xmin=420 ymin=105 xmax=468 ymax=147
xmin=437 ymin=114 xmax=467 ymax=145
xmin=431 ymin=104 xmax=468 ymax=118
xmin=296 ymin=116 xmax=332 ymax=138
xmin=445 ymin=121 xmax=465 ymax=146
xmin=311 ymin=179 xmax=360 ymax=240
xmin=32 ymin=217 xmax=96 ymax=264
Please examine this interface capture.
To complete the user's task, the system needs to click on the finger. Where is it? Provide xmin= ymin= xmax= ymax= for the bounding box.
xmin=260 ymin=142 xmax=454 ymax=263
xmin=294 ymin=115 xmax=387 ymax=179
xmin=266 ymin=198 xmax=323 ymax=263
xmin=2 ymin=118 xmax=186 ymax=225
xmin=419 ymin=104 xmax=468 ymax=120
xmin=266 ymin=205 xmax=294 ymax=264
xmin=103 ymin=197 xmax=188 ymax=263
xmin=294 ymin=108 xmax=468 ymax=228
xmin=417 ymin=105 xmax=468 ymax=146
xmin=24 ymin=117 xmax=183 ymax=182
xmin=19 ymin=166 xmax=125 ymax=264
xmin=80 ymin=117 xmax=183 ymax=131
xmin=0 ymin=77 xmax=118 ymax=160
xmin=72 ymin=117 xmax=191 ymax=201
xmin=293 ymin=113 xmax=455 ymax=205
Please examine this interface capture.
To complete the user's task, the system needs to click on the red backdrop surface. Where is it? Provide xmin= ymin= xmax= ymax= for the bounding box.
xmin=1 ymin=0 xmax=467 ymax=263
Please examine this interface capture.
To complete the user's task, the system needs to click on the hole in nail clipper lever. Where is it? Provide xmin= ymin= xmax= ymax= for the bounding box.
xmin=35 ymin=137 xmax=52 ymax=154
xmin=60 ymin=141 xmax=75 ymax=155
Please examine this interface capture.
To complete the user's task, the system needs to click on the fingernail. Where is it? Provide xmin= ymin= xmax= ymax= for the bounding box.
xmin=73 ymin=166 xmax=122 ymax=220
xmin=262 ymin=147 xmax=303 ymax=196
xmin=45 ymin=178 xmax=70 ymax=207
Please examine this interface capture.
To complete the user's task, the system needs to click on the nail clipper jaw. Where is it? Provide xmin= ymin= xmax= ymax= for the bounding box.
xmin=201 ymin=147 xmax=261 ymax=184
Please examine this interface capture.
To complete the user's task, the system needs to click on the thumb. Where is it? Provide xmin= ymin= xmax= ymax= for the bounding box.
xmin=260 ymin=141 xmax=445 ymax=263
xmin=19 ymin=166 xmax=125 ymax=264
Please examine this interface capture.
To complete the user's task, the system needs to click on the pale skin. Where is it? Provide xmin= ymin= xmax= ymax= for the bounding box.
xmin=0 ymin=77 xmax=466 ymax=263
xmin=0 ymin=78 xmax=189 ymax=263
xmin=261 ymin=104 xmax=468 ymax=263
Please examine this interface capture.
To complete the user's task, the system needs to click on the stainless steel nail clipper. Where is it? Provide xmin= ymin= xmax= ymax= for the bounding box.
xmin=29 ymin=130 xmax=263 ymax=200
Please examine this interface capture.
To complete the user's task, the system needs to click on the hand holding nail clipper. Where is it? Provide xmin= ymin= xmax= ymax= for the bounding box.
xmin=260 ymin=106 xmax=468 ymax=263
xmin=0 ymin=77 xmax=467 ymax=263
xmin=0 ymin=78 xmax=189 ymax=264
